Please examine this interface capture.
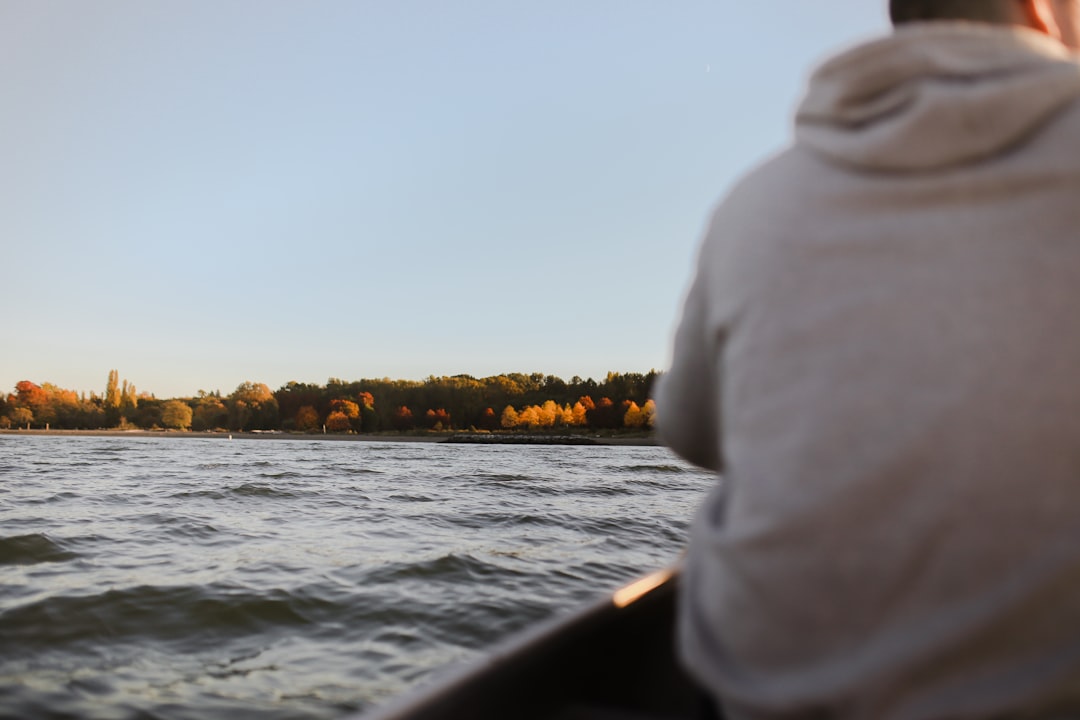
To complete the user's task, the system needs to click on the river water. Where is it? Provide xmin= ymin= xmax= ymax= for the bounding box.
xmin=0 ymin=434 xmax=713 ymax=720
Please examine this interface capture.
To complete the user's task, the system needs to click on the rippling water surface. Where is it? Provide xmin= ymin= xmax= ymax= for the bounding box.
xmin=0 ymin=434 xmax=713 ymax=720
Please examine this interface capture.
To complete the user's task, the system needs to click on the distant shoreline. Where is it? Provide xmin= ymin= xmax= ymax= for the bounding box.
xmin=0 ymin=429 xmax=661 ymax=447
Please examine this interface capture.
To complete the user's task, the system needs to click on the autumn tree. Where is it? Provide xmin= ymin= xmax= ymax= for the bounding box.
xmin=274 ymin=382 xmax=325 ymax=431
xmin=423 ymin=408 xmax=451 ymax=431
xmin=192 ymin=396 xmax=228 ymax=431
xmin=391 ymin=406 xmax=414 ymax=431
xmin=358 ymin=392 xmax=379 ymax=433
xmin=228 ymin=382 xmax=279 ymax=431
xmin=14 ymin=381 xmax=50 ymax=426
xmin=586 ymin=397 xmax=623 ymax=429
xmin=295 ymin=405 xmax=321 ymax=432
xmin=478 ymin=407 xmax=500 ymax=431
xmin=161 ymin=400 xmax=193 ymax=430
xmin=42 ymin=383 xmax=81 ymax=428
xmin=120 ymin=380 xmax=138 ymax=423
xmin=500 ymin=405 xmax=519 ymax=429
xmin=571 ymin=401 xmax=589 ymax=426
xmin=104 ymin=370 xmax=121 ymax=409
xmin=9 ymin=406 xmax=33 ymax=429
xmin=325 ymin=411 xmax=352 ymax=433
xmin=517 ymin=406 xmax=540 ymax=429
xmin=641 ymin=399 xmax=656 ymax=428
xmin=330 ymin=399 xmax=361 ymax=432
xmin=99 ymin=371 xmax=139 ymax=427
xmin=539 ymin=400 xmax=560 ymax=428
xmin=256 ymin=372 xmax=658 ymax=434
xmin=624 ymin=401 xmax=645 ymax=428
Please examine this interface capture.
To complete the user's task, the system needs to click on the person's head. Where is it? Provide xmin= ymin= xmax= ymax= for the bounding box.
xmin=890 ymin=0 xmax=1080 ymax=48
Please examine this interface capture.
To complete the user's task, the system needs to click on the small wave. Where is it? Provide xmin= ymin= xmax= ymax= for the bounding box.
xmin=25 ymin=491 xmax=81 ymax=505
xmin=171 ymin=489 xmax=228 ymax=500
xmin=0 ymin=533 xmax=79 ymax=566
xmin=472 ymin=473 xmax=560 ymax=497
xmin=562 ymin=484 xmax=636 ymax=498
xmin=170 ymin=484 xmax=299 ymax=500
xmin=167 ymin=521 xmax=221 ymax=540
xmin=444 ymin=511 xmax=564 ymax=530
xmin=355 ymin=589 xmax=553 ymax=652
xmin=94 ymin=446 xmax=133 ymax=454
xmin=0 ymin=584 xmax=344 ymax=652
xmin=475 ymin=473 xmax=534 ymax=483
xmin=230 ymin=483 xmax=300 ymax=499
xmin=615 ymin=463 xmax=688 ymax=474
xmin=363 ymin=553 xmax=506 ymax=585
xmin=257 ymin=471 xmax=306 ymax=480
xmin=387 ymin=493 xmax=435 ymax=503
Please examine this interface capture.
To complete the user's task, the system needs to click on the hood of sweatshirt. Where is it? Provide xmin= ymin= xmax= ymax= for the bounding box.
xmin=795 ymin=23 xmax=1080 ymax=171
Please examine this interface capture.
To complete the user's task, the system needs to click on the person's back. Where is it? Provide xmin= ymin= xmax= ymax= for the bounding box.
xmin=657 ymin=1 xmax=1080 ymax=718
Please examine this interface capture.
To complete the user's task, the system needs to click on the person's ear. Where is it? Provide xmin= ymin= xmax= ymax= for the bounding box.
xmin=1019 ymin=0 xmax=1064 ymax=39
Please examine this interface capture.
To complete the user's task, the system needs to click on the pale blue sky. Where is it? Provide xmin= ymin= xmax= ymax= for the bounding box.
xmin=1 ymin=1 xmax=889 ymax=399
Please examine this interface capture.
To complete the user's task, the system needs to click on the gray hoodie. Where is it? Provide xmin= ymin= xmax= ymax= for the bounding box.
xmin=657 ymin=23 xmax=1080 ymax=720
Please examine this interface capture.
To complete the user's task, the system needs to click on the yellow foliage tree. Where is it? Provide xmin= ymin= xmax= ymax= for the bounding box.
xmin=642 ymin=399 xmax=657 ymax=428
xmin=518 ymin=406 xmax=541 ymax=429
xmin=161 ymin=400 xmax=193 ymax=430
xmin=331 ymin=399 xmax=360 ymax=418
xmin=624 ymin=401 xmax=646 ymax=428
xmin=9 ymin=406 xmax=33 ymax=429
xmin=539 ymin=400 xmax=559 ymax=428
xmin=500 ymin=405 xmax=519 ymax=429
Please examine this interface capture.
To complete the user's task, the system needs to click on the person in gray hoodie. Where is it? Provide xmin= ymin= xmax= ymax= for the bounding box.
xmin=656 ymin=1 xmax=1080 ymax=718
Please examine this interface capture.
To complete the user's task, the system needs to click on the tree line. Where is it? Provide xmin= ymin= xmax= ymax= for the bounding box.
xmin=0 ymin=371 xmax=659 ymax=434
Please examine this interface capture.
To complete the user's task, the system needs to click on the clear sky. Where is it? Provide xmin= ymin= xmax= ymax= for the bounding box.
xmin=1 ymin=1 xmax=889 ymax=399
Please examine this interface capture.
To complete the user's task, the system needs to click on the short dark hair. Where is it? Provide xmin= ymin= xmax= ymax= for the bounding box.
xmin=890 ymin=0 xmax=1013 ymax=25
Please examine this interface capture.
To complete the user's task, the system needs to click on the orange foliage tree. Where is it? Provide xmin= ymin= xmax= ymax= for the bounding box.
xmin=325 ymin=411 xmax=352 ymax=433
xmin=478 ymin=407 xmax=499 ymax=431
xmin=392 ymin=406 xmax=414 ymax=431
xmin=423 ymin=408 xmax=451 ymax=430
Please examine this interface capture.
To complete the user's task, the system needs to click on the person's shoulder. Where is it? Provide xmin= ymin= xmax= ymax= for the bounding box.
xmin=705 ymin=145 xmax=827 ymax=229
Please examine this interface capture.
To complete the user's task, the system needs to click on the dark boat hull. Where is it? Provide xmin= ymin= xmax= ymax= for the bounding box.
xmin=358 ymin=568 xmax=701 ymax=720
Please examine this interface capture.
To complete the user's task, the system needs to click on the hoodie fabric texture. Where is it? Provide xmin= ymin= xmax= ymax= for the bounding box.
xmin=657 ymin=23 xmax=1080 ymax=720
